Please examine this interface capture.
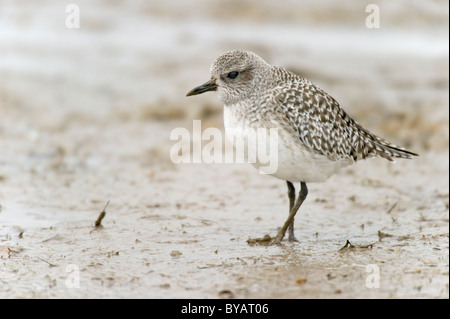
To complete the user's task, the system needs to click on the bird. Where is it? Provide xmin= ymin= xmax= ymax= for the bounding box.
xmin=186 ymin=50 xmax=418 ymax=245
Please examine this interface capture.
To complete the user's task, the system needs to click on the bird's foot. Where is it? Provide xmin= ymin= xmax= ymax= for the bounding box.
xmin=247 ymin=231 xmax=298 ymax=246
xmin=269 ymin=232 xmax=285 ymax=245
xmin=287 ymin=234 xmax=299 ymax=242
xmin=246 ymin=234 xmax=272 ymax=246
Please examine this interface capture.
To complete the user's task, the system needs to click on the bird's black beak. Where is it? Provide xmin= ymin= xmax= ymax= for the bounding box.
xmin=186 ymin=79 xmax=217 ymax=97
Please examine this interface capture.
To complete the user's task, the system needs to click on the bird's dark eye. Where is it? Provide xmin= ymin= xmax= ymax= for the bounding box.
xmin=227 ymin=71 xmax=239 ymax=79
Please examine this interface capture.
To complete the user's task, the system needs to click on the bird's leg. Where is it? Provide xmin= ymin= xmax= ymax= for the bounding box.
xmin=271 ymin=182 xmax=308 ymax=245
xmin=286 ymin=181 xmax=298 ymax=242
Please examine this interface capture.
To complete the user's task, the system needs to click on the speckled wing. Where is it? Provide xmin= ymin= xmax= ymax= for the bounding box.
xmin=271 ymin=70 xmax=417 ymax=162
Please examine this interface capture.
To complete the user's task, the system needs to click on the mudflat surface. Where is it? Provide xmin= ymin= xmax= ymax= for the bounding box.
xmin=0 ymin=0 xmax=448 ymax=298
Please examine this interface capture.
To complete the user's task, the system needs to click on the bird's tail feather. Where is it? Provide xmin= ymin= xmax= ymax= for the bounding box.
xmin=375 ymin=142 xmax=418 ymax=162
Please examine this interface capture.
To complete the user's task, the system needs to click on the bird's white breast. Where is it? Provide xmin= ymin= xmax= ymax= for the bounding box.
xmin=223 ymin=103 xmax=352 ymax=183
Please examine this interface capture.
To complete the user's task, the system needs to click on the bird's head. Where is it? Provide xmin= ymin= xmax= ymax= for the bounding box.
xmin=187 ymin=50 xmax=271 ymax=105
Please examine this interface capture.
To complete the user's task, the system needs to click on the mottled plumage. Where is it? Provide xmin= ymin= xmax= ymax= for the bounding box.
xmin=187 ymin=50 xmax=417 ymax=244
xmin=271 ymin=66 xmax=416 ymax=162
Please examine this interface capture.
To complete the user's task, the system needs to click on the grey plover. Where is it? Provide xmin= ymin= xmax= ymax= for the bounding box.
xmin=186 ymin=50 xmax=417 ymax=244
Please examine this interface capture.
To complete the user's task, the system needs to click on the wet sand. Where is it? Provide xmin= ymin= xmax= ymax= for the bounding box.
xmin=0 ymin=0 xmax=448 ymax=298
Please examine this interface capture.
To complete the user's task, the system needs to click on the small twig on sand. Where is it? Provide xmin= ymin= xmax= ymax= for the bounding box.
xmin=339 ymin=239 xmax=354 ymax=250
xmin=37 ymin=256 xmax=58 ymax=267
xmin=339 ymin=239 xmax=374 ymax=250
xmin=95 ymin=201 xmax=110 ymax=228
xmin=386 ymin=201 xmax=398 ymax=214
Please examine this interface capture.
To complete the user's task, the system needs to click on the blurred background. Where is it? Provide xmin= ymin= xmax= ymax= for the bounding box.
xmin=1 ymin=0 xmax=448 ymax=157
xmin=0 ymin=0 xmax=448 ymax=298
xmin=1 ymin=0 xmax=448 ymax=205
